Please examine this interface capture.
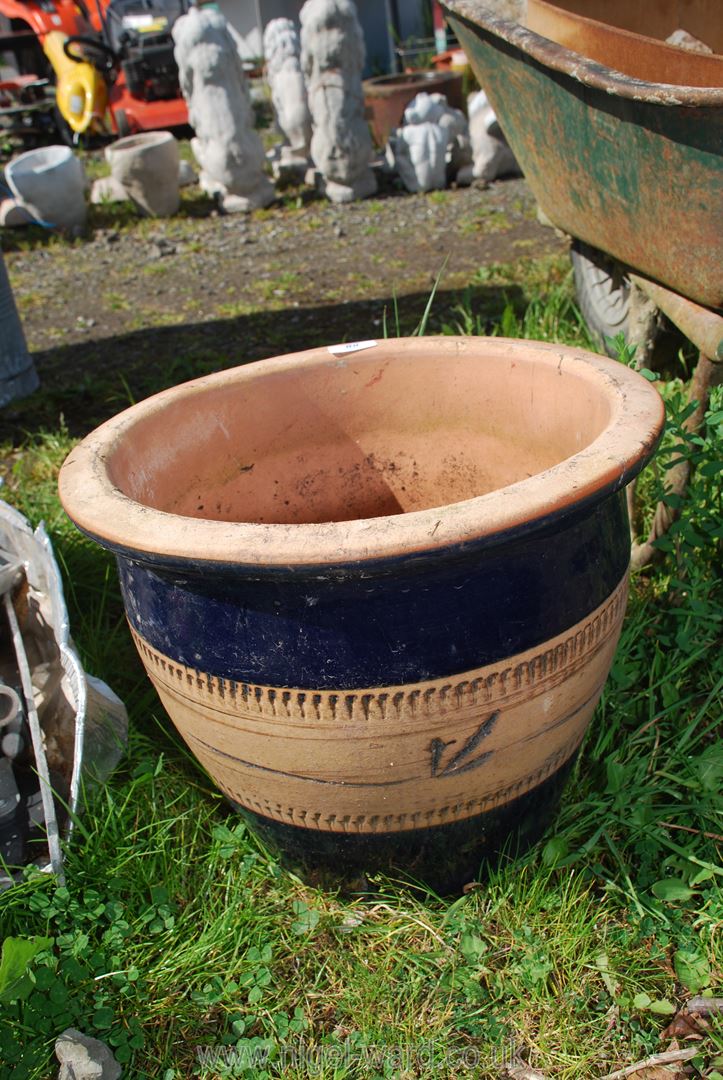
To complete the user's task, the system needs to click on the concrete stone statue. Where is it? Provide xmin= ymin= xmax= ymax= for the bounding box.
xmin=467 ymin=89 xmax=520 ymax=184
xmin=387 ymin=91 xmax=472 ymax=192
xmin=387 ymin=122 xmax=448 ymax=193
xmin=263 ymin=17 xmax=311 ymax=173
xmin=299 ymin=0 xmax=376 ymax=203
xmin=173 ymin=6 xmax=274 ymax=213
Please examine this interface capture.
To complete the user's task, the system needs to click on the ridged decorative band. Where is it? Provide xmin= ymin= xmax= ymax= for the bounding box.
xmin=131 ymin=573 xmax=628 ymax=833
xmin=132 ymin=574 xmax=628 ymax=725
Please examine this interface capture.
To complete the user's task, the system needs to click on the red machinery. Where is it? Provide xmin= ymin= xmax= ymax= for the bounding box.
xmin=0 ymin=0 xmax=188 ymax=139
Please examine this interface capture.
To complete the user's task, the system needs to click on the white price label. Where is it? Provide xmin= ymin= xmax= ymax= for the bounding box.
xmin=328 ymin=340 xmax=379 ymax=356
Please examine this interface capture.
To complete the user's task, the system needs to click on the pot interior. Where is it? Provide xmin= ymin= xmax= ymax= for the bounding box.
xmin=107 ymin=345 xmax=613 ymax=525
xmin=8 ymin=146 xmax=73 ymax=182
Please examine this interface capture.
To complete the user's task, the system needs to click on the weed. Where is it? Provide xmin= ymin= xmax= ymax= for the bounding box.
xmin=14 ymin=290 xmax=44 ymax=312
xmin=215 ymin=300 xmax=255 ymax=319
xmin=635 ymin=374 xmax=722 ymax=568
xmin=278 ymin=191 xmax=307 ymax=212
xmin=103 ymin=291 xmax=131 ymax=312
xmin=457 ymin=217 xmax=477 ymax=235
xmin=141 ymin=263 xmax=171 ymax=277
xmin=256 ymin=271 xmax=300 ymax=301
xmin=469 ymin=209 xmax=511 ymax=234
xmin=442 ymin=274 xmax=593 ymax=349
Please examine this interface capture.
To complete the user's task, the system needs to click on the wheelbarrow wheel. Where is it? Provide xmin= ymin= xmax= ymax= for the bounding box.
xmin=571 ymin=241 xmax=630 ymax=357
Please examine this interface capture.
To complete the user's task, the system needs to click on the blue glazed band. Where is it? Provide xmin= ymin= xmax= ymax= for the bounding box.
xmin=234 ymin=752 xmax=579 ymax=894
xmin=115 ymin=490 xmax=630 ymax=689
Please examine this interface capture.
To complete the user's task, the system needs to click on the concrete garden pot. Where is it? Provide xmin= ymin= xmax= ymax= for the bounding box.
xmin=5 ymin=145 xmax=87 ymax=234
xmin=106 ymin=131 xmax=180 ymax=218
xmin=58 ymin=337 xmax=664 ymax=891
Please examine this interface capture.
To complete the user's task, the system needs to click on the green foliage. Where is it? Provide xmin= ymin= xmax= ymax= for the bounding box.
xmin=674 ymin=948 xmax=711 ymax=994
xmin=1 ymin=879 xmax=149 ymax=1071
xmin=290 ymin=901 xmax=320 ymax=937
xmin=650 ymin=380 xmax=721 ymax=562
xmin=382 ymin=258 xmax=448 ymax=339
xmin=440 ymin=261 xmax=595 ymax=350
xmin=541 ymin=553 xmax=722 ymax=919
xmin=0 ymin=936 xmax=52 ymax=1005
xmin=611 ymin=331 xmax=722 ymax=568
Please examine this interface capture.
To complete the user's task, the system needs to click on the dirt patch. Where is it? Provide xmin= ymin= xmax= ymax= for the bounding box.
xmin=1 ymin=174 xmax=566 ymax=441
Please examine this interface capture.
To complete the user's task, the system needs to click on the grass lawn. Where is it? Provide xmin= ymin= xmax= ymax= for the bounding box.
xmin=0 ymin=243 xmax=721 ymax=1079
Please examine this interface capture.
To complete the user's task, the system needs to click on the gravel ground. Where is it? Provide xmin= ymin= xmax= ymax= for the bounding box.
xmin=2 ymin=173 xmax=566 ymax=441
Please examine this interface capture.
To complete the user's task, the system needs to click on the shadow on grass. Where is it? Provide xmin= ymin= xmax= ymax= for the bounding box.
xmin=2 ymin=281 xmax=526 ymax=443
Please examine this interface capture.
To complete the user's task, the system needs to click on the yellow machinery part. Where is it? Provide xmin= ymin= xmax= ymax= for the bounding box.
xmin=41 ymin=31 xmax=108 ymax=134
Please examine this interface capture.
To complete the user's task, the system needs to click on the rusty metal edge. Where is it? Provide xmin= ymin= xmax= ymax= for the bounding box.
xmin=629 ymin=275 xmax=723 ymax=361
xmin=442 ymin=0 xmax=723 ymax=107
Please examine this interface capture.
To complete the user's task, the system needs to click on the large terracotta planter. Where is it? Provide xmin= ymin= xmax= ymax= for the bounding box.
xmin=58 ymin=338 xmax=663 ymax=891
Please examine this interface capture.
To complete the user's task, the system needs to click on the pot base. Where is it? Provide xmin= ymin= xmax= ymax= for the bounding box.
xmin=232 ymin=754 xmax=576 ymax=895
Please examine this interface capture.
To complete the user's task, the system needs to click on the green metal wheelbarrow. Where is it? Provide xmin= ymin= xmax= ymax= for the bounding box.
xmin=442 ymin=0 xmax=722 ymax=361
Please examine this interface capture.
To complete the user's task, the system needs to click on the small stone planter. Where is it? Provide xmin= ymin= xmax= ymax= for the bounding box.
xmin=58 ymin=338 xmax=664 ymax=891
xmin=106 ymin=131 xmax=180 ymax=217
xmin=5 ymin=146 xmax=87 ymax=234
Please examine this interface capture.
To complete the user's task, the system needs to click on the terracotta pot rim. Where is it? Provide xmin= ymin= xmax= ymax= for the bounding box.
xmin=58 ymin=337 xmax=664 ymax=568
xmin=363 ymin=70 xmax=462 ymax=93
